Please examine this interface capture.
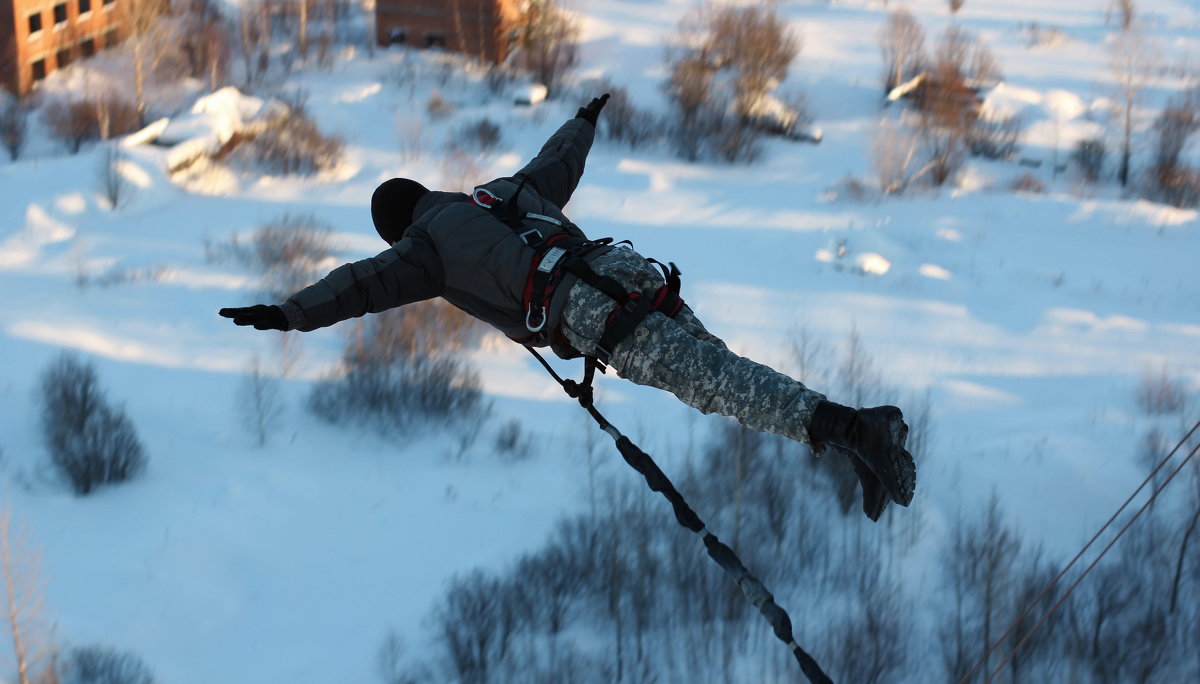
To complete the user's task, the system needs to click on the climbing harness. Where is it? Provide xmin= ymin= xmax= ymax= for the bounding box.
xmin=475 ymin=178 xmax=831 ymax=681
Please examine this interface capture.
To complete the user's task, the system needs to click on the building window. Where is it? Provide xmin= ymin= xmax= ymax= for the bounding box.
xmin=32 ymin=58 xmax=46 ymax=82
xmin=425 ymin=32 xmax=446 ymax=49
xmin=53 ymin=3 xmax=68 ymax=26
xmin=79 ymin=0 xmax=91 ymax=14
xmin=103 ymin=28 xmax=118 ymax=47
xmin=103 ymin=0 xmax=114 ymax=7
xmin=388 ymin=28 xmax=407 ymax=46
xmin=81 ymin=38 xmax=95 ymax=57
xmin=28 ymin=12 xmax=43 ymax=35
xmin=56 ymin=48 xmax=71 ymax=68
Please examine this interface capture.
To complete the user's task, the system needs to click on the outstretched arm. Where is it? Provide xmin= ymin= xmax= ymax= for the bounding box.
xmin=513 ymin=94 xmax=609 ymax=209
xmin=220 ymin=231 xmax=445 ymax=332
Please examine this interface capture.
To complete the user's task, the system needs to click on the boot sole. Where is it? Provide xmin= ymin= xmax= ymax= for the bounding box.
xmin=860 ymin=406 xmax=917 ymax=507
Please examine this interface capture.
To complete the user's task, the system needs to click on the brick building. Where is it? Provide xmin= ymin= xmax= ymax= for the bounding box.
xmin=375 ymin=0 xmax=519 ymax=64
xmin=1 ymin=0 xmax=128 ymax=96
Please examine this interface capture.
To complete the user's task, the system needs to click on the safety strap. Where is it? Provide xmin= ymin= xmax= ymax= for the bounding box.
xmin=524 ymin=346 xmax=833 ymax=684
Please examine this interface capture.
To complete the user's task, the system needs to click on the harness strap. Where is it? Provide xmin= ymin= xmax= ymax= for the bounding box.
xmin=559 ymin=255 xmax=685 ymax=366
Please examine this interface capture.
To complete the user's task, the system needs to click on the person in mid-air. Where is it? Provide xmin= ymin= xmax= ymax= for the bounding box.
xmin=220 ymin=94 xmax=916 ymax=520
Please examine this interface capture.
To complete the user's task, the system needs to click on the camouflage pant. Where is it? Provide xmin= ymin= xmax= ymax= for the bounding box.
xmin=560 ymin=247 xmax=827 ymax=444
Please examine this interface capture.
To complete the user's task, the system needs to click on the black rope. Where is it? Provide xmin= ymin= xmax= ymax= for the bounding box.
xmin=525 ymin=346 xmax=833 ymax=684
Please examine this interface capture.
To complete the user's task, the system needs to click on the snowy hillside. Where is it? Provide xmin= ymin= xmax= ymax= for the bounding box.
xmin=1 ymin=0 xmax=1198 ymax=682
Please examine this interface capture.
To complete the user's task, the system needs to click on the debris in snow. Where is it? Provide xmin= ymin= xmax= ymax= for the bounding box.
xmin=514 ymin=83 xmax=548 ymax=106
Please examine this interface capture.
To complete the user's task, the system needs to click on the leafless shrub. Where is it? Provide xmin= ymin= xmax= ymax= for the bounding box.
xmin=250 ymin=99 xmax=345 ymax=176
xmin=1151 ymin=99 xmax=1200 ymax=208
xmin=933 ymin=25 xmax=1003 ymax=87
xmin=1136 ymin=367 xmax=1186 ymax=415
xmin=949 ymin=0 xmax=967 ymax=14
xmin=0 ymin=96 xmax=30 ymax=161
xmin=664 ymin=3 xmax=797 ymax=163
xmin=39 ymin=354 xmax=147 ymax=496
xmin=59 ymin=644 xmax=156 ymax=684
xmin=432 ymin=569 xmax=521 ymax=684
xmin=42 ymin=98 xmax=100 ymax=154
xmin=426 ymin=89 xmax=454 ymax=119
xmin=915 ymin=64 xmax=978 ymax=187
xmin=699 ymin=3 xmax=800 ymax=120
xmin=1010 ymin=173 xmax=1046 ymax=194
xmin=1071 ymin=137 xmax=1106 ymax=183
xmin=593 ymin=83 xmax=665 ymax=150
xmin=236 ymin=356 xmax=282 ymax=448
xmin=509 ymin=0 xmax=580 ymax=97
xmin=969 ymin=114 xmax=1024 ymax=160
xmin=494 ymin=419 xmax=531 ymax=461
xmin=664 ymin=55 xmax=718 ymax=162
xmin=98 ymin=143 xmax=131 ymax=210
xmin=308 ymin=303 xmax=487 ymax=435
xmin=308 ymin=353 xmax=486 ymax=434
xmin=207 ymin=212 xmax=335 ymax=299
xmin=457 ymin=117 xmax=503 ymax=153
xmin=879 ymin=7 xmax=927 ymax=94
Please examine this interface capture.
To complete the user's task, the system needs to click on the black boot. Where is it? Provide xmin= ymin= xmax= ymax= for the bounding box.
xmin=809 ymin=401 xmax=916 ymax=520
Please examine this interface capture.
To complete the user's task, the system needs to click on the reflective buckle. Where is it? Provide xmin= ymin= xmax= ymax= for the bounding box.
xmin=525 ymin=305 xmax=546 ymax=333
xmin=537 ymin=247 xmax=567 ymax=273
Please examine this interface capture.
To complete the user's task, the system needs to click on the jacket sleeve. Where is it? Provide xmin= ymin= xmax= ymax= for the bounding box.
xmin=513 ymin=117 xmax=595 ymax=209
xmin=279 ymin=230 xmax=444 ymax=332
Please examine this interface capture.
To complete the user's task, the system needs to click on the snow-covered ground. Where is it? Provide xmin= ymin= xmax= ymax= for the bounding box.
xmin=2 ymin=0 xmax=1198 ymax=682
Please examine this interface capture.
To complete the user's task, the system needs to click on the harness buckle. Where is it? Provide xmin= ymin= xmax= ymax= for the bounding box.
xmin=518 ymin=228 xmax=544 ymax=246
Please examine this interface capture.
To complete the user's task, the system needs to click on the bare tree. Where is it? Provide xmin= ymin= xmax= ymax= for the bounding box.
xmin=179 ymin=0 xmax=232 ymax=90
xmin=1110 ymin=27 xmax=1157 ymax=187
xmin=127 ymin=0 xmax=169 ymax=127
xmin=1 ymin=508 xmax=56 ymax=684
xmin=510 ymin=0 xmax=579 ymax=97
xmin=879 ymin=7 xmax=927 ymax=94
xmin=97 ymin=143 xmax=130 ymax=209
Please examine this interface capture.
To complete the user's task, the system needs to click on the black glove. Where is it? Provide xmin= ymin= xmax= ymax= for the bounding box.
xmin=219 ymin=305 xmax=289 ymax=331
xmin=575 ymin=93 xmax=610 ymax=126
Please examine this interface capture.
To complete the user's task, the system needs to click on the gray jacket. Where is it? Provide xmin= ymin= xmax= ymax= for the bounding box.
xmin=279 ymin=117 xmax=611 ymax=357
